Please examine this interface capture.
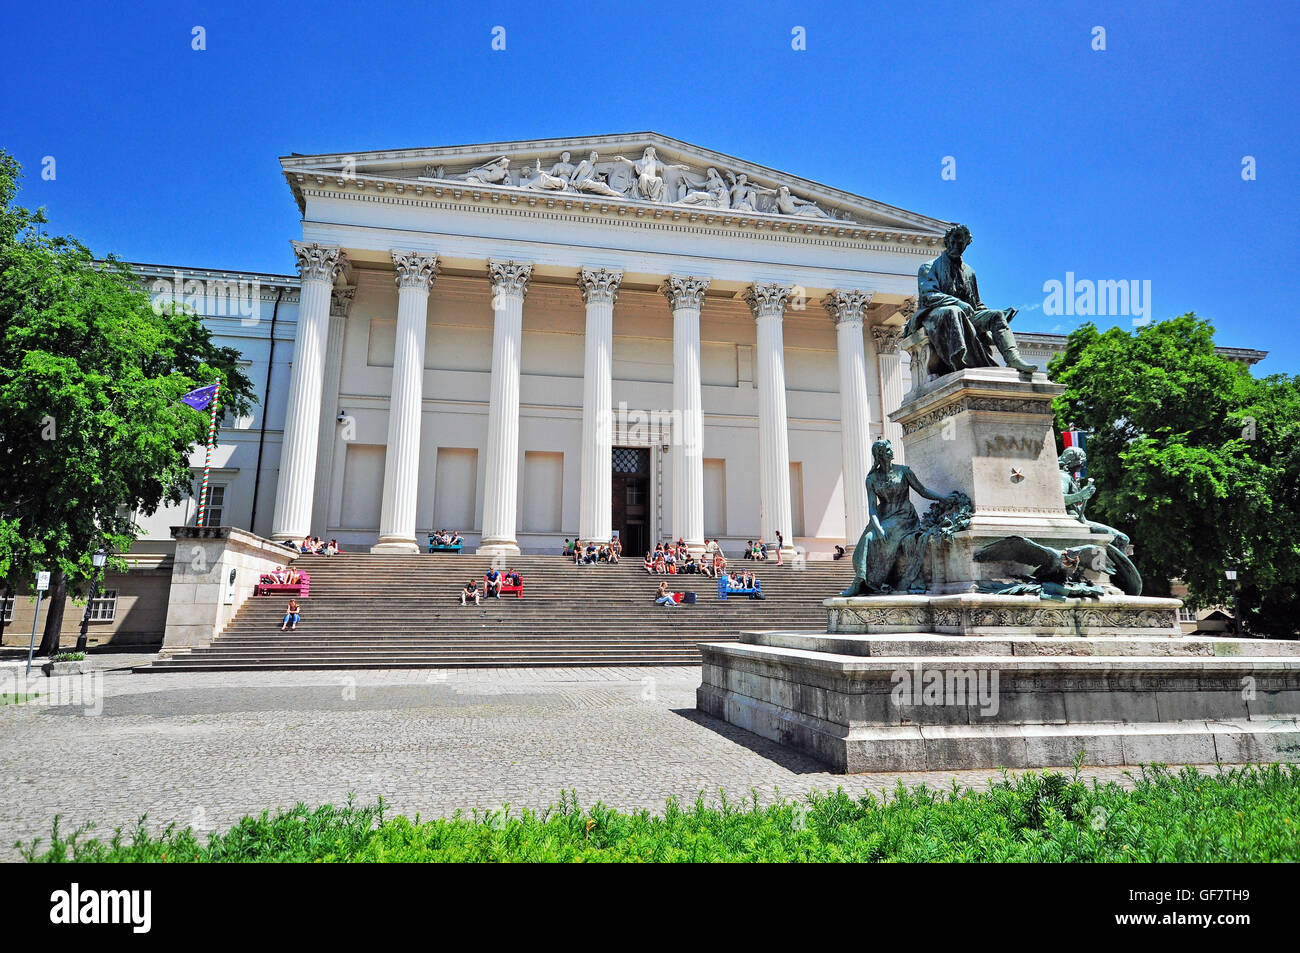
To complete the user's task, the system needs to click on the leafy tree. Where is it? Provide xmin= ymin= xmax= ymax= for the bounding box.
xmin=1049 ymin=315 xmax=1299 ymax=636
xmin=0 ymin=151 xmax=257 ymax=653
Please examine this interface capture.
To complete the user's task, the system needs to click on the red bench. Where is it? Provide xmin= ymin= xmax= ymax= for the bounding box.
xmin=484 ymin=573 xmax=523 ymax=599
xmin=255 ymin=572 xmax=311 ymax=598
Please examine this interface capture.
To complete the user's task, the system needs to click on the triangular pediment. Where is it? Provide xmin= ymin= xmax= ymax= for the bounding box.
xmin=281 ymin=132 xmax=948 ymax=234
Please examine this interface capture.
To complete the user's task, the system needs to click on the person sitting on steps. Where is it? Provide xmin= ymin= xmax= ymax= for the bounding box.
xmin=485 ymin=567 xmax=502 ymax=597
xmin=279 ymin=599 xmax=300 ymax=631
xmin=460 ymin=579 xmax=481 ymax=606
xmin=654 ymin=581 xmax=679 ymax=607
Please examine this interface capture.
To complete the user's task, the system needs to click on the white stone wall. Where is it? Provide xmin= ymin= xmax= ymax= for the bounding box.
xmin=130 ymin=272 xmax=300 ymax=551
xmin=161 ymin=527 xmax=298 ymax=652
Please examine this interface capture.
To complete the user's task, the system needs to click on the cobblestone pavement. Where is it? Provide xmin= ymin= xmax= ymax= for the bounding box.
xmin=0 ymin=662 xmax=1217 ymax=858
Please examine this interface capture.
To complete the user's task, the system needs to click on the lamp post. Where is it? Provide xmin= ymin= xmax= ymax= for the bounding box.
xmin=1224 ymin=569 xmax=1239 ymax=637
xmin=76 ymin=549 xmax=108 ymax=653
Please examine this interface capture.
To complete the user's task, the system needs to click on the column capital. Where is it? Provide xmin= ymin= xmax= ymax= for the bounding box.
xmin=329 ymin=284 xmax=356 ymax=318
xmin=661 ymin=275 xmax=710 ymax=311
xmin=743 ymin=282 xmax=792 ymax=320
xmin=871 ymin=324 xmax=905 ymax=354
xmin=488 ymin=259 xmax=533 ymax=298
xmin=897 ymin=295 xmax=919 ymax=322
xmin=578 ymin=266 xmax=623 ymax=305
xmin=391 ymin=251 xmax=439 ymax=291
xmin=823 ymin=289 xmax=874 ymax=327
xmin=291 ymin=241 xmax=346 ymax=283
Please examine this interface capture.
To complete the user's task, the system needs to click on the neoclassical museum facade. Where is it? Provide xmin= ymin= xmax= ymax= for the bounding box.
xmin=125 ymin=133 xmax=1261 ymax=564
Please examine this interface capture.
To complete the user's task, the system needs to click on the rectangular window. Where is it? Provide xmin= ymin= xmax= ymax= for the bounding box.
xmin=205 ymin=484 xmax=226 ymax=527
xmin=89 ymin=589 xmax=118 ymax=622
xmin=1 ymin=594 xmax=14 ymax=623
xmin=1178 ymin=607 xmax=1197 ymax=623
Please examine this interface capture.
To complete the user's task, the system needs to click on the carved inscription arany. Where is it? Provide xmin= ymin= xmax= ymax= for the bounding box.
xmin=983 ymin=435 xmax=1040 ymax=457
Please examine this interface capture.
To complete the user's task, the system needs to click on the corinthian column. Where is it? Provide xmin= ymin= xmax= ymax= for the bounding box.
xmin=743 ymin=282 xmax=796 ymax=556
xmin=662 ymin=276 xmax=709 ymax=553
xmin=576 ymin=267 xmax=622 ymax=544
xmin=311 ymin=284 xmax=356 ymax=536
xmin=373 ymin=251 xmax=438 ymax=552
xmin=272 ymin=241 xmax=346 ymax=542
xmin=873 ymin=324 xmax=906 ymax=460
xmin=824 ymin=289 xmax=874 ymax=548
xmin=478 ymin=259 xmax=532 ymax=556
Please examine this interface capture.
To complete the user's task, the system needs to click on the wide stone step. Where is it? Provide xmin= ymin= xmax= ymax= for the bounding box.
xmin=142 ymin=553 xmax=848 ymax=671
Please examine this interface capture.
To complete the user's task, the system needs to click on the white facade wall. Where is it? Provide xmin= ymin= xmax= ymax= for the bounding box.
xmin=129 ymin=269 xmax=300 ymax=556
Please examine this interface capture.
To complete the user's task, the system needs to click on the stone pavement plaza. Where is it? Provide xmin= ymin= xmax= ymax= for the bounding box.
xmin=0 ymin=655 xmax=1201 ymax=858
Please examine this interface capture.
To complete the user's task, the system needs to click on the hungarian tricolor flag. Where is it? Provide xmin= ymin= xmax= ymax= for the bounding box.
xmin=1062 ymin=427 xmax=1088 ymax=477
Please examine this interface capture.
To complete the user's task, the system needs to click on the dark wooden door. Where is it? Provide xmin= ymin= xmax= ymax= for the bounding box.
xmin=611 ymin=447 xmax=650 ymax=556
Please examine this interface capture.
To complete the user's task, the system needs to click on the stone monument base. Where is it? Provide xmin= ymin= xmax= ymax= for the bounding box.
xmin=697 ymin=626 xmax=1300 ymax=772
xmin=701 ymin=358 xmax=1300 ymax=771
xmin=825 ymin=593 xmax=1183 ymax=638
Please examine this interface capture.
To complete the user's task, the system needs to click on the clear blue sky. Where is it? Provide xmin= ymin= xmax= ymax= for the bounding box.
xmin=4 ymin=0 xmax=1296 ymax=372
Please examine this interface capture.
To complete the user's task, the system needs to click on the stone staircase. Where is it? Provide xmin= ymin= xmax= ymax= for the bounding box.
xmin=143 ymin=553 xmax=847 ymax=670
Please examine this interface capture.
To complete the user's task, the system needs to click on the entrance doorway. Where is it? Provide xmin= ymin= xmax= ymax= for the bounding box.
xmin=611 ymin=447 xmax=650 ymax=557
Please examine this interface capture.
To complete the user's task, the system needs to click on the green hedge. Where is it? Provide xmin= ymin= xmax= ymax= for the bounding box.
xmin=20 ymin=763 xmax=1300 ymax=863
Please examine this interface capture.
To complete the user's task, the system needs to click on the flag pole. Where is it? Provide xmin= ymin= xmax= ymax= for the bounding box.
xmin=197 ymin=380 xmax=220 ymax=527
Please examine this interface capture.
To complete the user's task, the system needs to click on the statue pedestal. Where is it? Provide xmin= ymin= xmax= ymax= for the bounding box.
xmin=696 ymin=366 xmax=1300 ymax=772
xmin=698 ymin=629 xmax=1300 ymax=773
xmin=891 ymin=365 xmax=1105 ymax=593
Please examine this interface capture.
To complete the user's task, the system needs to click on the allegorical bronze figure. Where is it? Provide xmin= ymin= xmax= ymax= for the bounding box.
xmin=1059 ymin=446 xmax=1143 ymax=595
xmin=840 ymin=439 xmax=969 ymax=596
xmin=906 ymin=224 xmax=1038 ymax=375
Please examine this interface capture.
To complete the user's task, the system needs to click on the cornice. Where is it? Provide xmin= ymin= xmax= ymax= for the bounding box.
xmin=294 ymin=185 xmax=940 ymax=256
xmin=125 ymin=261 xmax=299 ymax=287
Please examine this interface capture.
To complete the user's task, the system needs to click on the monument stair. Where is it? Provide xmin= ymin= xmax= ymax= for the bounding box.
xmin=142 ymin=553 xmax=842 ymax=671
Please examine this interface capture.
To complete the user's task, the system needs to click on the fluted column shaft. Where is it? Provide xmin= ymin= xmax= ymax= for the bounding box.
xmin=311 ymin=285 xmax=354 ymax=536
xmin=577 ymin=267 xmax=622 ymax=544
xmin=478 ymin=260 xmax=532 ymax=555
xmin=826 ymin=290 xmax=874 ymax=548
xmin=744 ymin=283 xmax=796 ymax=555
xmin=663 ymin=276 xmax=708 ymax=552
xmin=373 ymin=252 xmax=438 ymax=552
xmin=873 ymin=325 xmax=906 ymax=460
xmin=272 ymin=242 xmax=345 ymax=541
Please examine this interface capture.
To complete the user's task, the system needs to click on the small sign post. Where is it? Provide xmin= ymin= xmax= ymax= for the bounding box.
xmin=26 ymin=572 xmax=51 ymax=677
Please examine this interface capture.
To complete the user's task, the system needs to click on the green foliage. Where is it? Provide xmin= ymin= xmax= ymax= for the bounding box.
xmin=1049 ymin=316 xmax=1300 ymax=635
xmin=0 ymin=150 xmax=257 ymax=602
xmin=20 ymin=764 xmax=1300 ymax=863
xmin=50 ymin=651 xmax=85 ymax=661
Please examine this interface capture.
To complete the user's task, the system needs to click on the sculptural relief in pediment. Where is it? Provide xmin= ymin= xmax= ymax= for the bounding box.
xmin=408 ymin=146 xmax=857 ymax=222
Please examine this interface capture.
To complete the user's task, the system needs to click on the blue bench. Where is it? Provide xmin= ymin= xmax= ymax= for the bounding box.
xmin=427 ymin=537 xmax=463 ymax=554
xmin=717 ymin=576 xmax=763 ymax=600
